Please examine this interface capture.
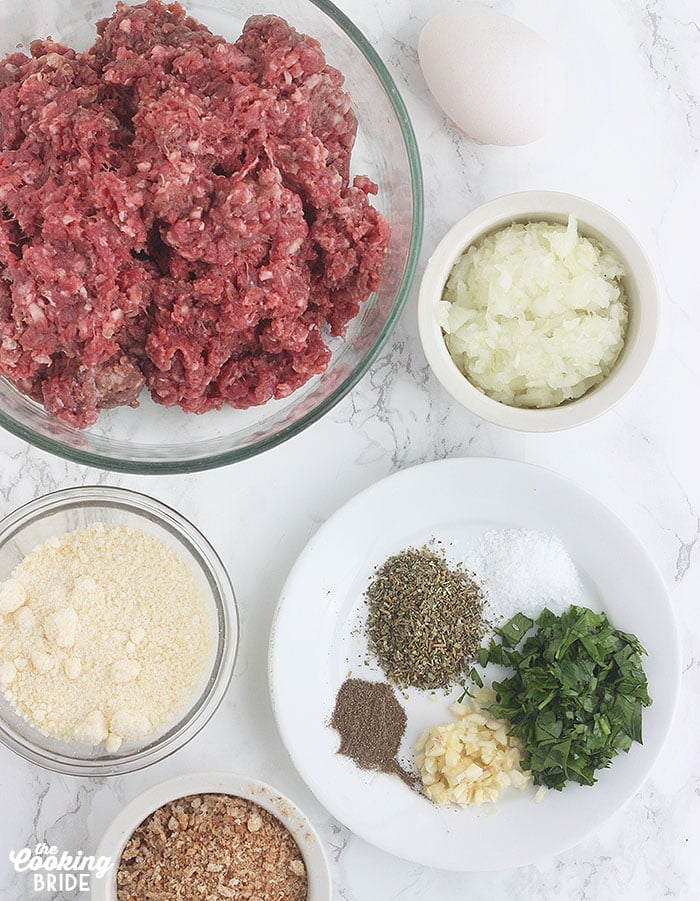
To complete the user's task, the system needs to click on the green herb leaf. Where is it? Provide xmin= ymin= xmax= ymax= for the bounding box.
xmin=495 ymin=612 xmax=534 ymax=648
xmin=456 ymin=682 xmax=469 ymax=705
xmin=479 ymin=605 xmax=652 ymax=791
xmin=468 ymin=667 xmax=484 ymax=689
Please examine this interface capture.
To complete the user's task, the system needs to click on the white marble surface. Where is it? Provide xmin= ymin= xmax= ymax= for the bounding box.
xmin=0 ymin=0 xmax=699 ymax=898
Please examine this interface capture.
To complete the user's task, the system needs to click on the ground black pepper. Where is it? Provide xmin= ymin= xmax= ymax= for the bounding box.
xmin=365 ymin=546 xmax=486 ymax=691
xmin=331 ymin=678 xmax=417 ymax=789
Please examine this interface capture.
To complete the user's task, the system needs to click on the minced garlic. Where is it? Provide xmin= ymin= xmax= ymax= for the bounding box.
xmin=415 ymin=697 xmax=530 ymax=807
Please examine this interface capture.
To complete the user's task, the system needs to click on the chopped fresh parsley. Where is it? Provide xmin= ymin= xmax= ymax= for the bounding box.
xmin=470 ymin=605 xmax=652 ymax=790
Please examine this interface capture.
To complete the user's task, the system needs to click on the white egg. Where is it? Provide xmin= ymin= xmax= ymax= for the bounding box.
xmin=418 ymin=4 xmax=565 ymax=146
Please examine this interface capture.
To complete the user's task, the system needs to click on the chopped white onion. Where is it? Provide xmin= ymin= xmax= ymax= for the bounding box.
xmin=440 ymin=217 xmax=628 ymax=408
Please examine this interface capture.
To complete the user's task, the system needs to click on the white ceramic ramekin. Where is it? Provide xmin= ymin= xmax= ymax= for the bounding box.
xmin=92 ymin=772 xmax=332 ymax=900
xmin=418 ymin=191 xmax=659 ymax=431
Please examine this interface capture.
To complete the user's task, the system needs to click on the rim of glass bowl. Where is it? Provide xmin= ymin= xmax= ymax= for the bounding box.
xmin=0 ymin=0 xmax=424 ymax=475
xmin=0 ymin=486 xmax=238 ymax=776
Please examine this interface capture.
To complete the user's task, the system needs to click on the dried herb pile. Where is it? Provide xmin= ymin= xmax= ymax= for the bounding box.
xmin=365 ymin=547 xmax=485 ymax=690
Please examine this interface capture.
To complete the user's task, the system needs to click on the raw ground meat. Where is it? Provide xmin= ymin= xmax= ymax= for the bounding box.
xmin=0 ymin=0 xmax=389 ymax=427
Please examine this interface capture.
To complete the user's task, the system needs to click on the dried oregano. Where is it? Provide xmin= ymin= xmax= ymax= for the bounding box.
xmin=365 ymin=547 xmax=485 ymax=691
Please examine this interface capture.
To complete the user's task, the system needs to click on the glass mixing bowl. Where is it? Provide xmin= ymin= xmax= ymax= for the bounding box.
xmin=0 ymin=487 xmax=238 ymax=775
xmin=0 ymin=0 xmax=423 ymax=473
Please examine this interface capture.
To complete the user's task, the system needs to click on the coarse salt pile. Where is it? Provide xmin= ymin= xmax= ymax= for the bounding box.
xmin=467 ymin=528 xmax=584 ymax=624
xmin=0 ymin=523 xmax=212 ymax=750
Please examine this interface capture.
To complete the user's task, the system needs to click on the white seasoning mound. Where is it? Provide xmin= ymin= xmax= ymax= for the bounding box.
xmin=467 ymin=528 xmax=583 ymax=624
xmin=438 ymin=217 xmax=628 ymax=408
xmin=0 ymin=523 xmax=212 ymax=749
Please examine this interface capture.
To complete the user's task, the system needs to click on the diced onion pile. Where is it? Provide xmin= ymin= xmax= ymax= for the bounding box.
xmin=438 ymin=217 xmax=628 ymax=408
xmin=415 ymin=697 xmax=530 ymax=807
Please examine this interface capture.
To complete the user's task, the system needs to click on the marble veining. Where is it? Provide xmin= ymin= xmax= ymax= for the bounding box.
xmin=0 ymin=1 xmax=698 ymax=899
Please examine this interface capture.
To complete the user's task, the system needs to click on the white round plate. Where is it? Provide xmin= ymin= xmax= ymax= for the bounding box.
xmin=268 ymin=458 xmax=681 ymax=871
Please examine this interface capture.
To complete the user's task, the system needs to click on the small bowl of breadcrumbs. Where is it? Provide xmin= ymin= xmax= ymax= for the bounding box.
xmin=93 ymin=772 xmax=331 ymax=901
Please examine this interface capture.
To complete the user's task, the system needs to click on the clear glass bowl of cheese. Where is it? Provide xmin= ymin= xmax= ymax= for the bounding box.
xmin=0 ymin=486 xmax=237 ymax=775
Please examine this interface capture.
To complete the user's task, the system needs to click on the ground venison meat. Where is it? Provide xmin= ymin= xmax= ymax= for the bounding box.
xmin=0 ymin=0 xmax=389 ymax=427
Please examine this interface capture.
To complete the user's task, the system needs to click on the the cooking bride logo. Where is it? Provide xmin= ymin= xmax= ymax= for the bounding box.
xmin=9 ymin=842 xmax=112 ymax=893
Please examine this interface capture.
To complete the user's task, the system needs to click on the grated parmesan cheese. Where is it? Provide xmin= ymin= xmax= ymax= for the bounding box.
xmin=0 ymin=523 xmax=213 ymax=750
